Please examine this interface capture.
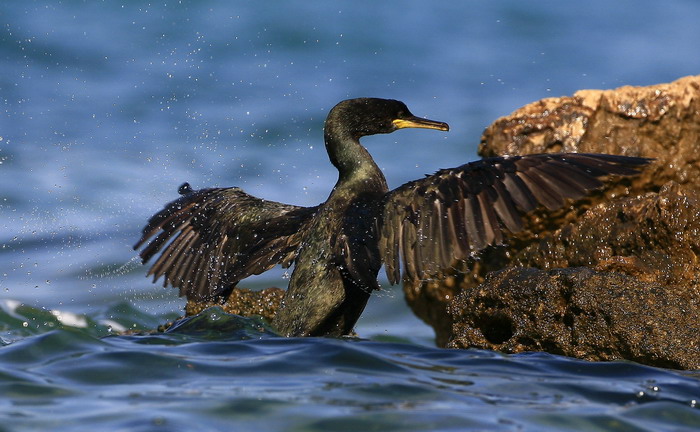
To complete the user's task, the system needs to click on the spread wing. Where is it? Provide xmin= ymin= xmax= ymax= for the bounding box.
xmin=378 ymin=153 xmax=651 ymax=284
xmin=134 ymin=183 xmax=319 ymax=301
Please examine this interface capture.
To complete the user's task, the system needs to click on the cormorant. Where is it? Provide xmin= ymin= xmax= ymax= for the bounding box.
xmin=134 ymin=98 xmax=650 ymax=337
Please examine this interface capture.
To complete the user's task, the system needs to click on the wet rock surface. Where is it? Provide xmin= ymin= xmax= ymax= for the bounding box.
xmin=445 ymin=183 xmax=700 ymax=369
xmin=447 ymin=266 xmax=700 ymax=370
xmin=185 ymin=287 xmax=284 ymax=323
xmin=512 ymin=181 xmax=700 ymax=285
xmin=407 ymin=75 xmax=700 ymax=368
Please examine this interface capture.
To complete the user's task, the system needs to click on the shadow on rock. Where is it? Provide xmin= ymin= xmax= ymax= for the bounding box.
xmin=448 ymin=267 xmax=699 ymax=370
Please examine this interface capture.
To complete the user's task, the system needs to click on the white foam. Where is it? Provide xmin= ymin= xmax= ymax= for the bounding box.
xmin=50 ymin=309 xmax=88 ymax=328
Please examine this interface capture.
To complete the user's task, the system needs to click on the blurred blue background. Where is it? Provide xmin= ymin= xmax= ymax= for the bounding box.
xmin=1 ymin=1 xmax=699 ymax=339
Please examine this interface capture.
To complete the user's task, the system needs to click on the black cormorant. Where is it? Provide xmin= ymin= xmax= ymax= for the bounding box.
xmin=134 ymin=98 xmax=650 ymax=337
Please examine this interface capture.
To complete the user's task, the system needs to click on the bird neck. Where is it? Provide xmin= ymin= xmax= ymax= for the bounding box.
xmin=324 ymin=127 xmax=388 ymax=193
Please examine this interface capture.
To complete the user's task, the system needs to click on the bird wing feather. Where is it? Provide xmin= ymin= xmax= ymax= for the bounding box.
xmin=378 ymin=153 xmax=651 ymax=284
xmin=134 ymin=185 xmax=318 ymax=301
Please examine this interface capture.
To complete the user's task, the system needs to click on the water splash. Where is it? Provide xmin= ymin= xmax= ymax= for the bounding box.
xmin=80 ymin=255 xmax=142 ymax=280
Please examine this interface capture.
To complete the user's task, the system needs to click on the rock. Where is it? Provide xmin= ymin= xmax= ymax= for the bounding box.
xmin=185 ymin=287 xmax=284 ymax=323
xmin=479 ymin=75 xmax=700 ymax=192
xmin=512 ymin=181 xmax=700 ymax=284
xmin=446 ymin=181 xmax=700 ymax=369
xmin=447 ymin=267 xmax=700 ymax=370
xmin=405 ymin=75 xmax=700 ymax=363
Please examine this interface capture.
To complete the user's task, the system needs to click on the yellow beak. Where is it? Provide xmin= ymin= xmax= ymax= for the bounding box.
xmin=392 ymin=116 xmax=449 ymax=132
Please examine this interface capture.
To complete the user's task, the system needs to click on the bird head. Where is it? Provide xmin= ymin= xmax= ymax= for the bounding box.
xmin=328 ymin=98 xmax=449 ymax=139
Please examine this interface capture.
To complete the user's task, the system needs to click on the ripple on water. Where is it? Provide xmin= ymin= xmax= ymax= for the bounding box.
xmin=1 ymin=308 xmax=698 ymax=431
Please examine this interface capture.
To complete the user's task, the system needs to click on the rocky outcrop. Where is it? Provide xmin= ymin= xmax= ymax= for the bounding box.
xmin=511 ymin=181 xmax=700 ymax=286
xmin=447 ymin=267 xmax=699 ymax=370
xmin=479 ymin=75 xmax=700 ymax=193
xmin=407 ymin=75 xmax=700 ymax=368
xmin=446 ymin=181 xmax=700 ymax=369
